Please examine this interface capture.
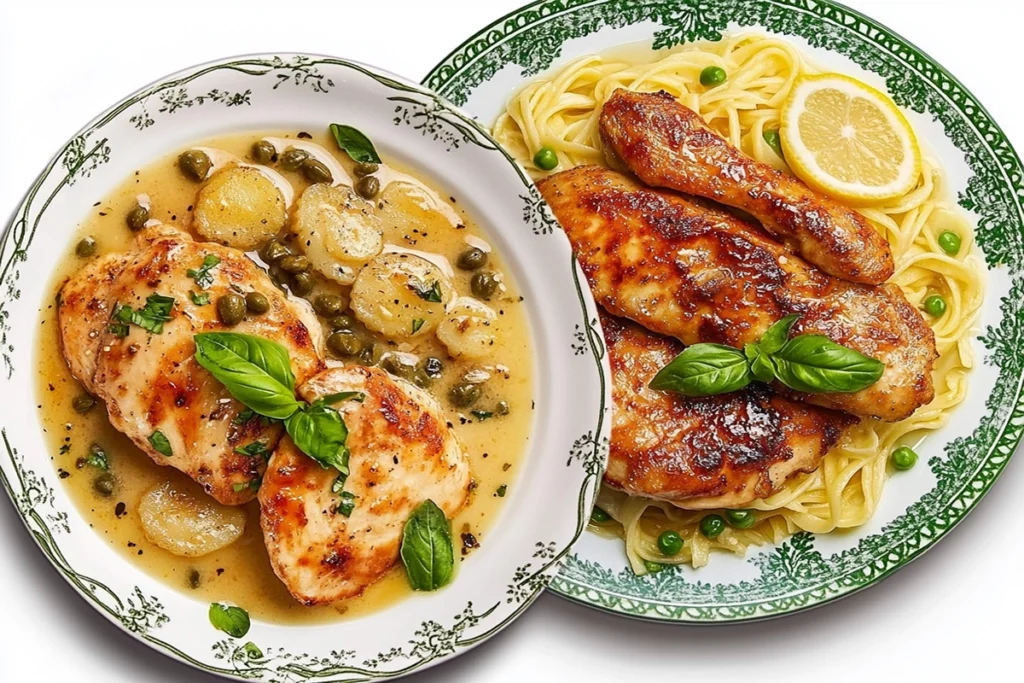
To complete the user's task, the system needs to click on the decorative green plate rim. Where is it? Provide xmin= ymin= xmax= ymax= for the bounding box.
xmin=423 ymin=0 xmax=1024 ymax=623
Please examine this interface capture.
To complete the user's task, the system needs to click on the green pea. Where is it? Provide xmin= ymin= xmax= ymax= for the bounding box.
xmin=657 ymin=530 xmax=683 ymax=556
xmin=699 ymin=514 xmax=726 ymax=539
xmin=533 ymin=146 xmax=559 ymax=171
xmin=353 ymin=162 xmax=379 ymax=177
xmin=250 ymin=140 xmax=276 ymax=164
xmin=244 ymin=292 xmax=270 ymax=315
xmin=421 ymin=357 xmax=444 ymax=378
xmin=700 ymin=66 xmax=727 ymax=87
xmin=259 ymin=240 xmax=291 ymax=264
xmin=126 ymin=204 xmax=150 ymax=231
xmin=643 ymin=560 xmax=666 ymax=574
xmin=471 ymin=271 xmax=500 ymax=300
xmin=93 ymin=473 xmax=115 ymax=497
xmin=326 ymin=330 xmax=363 ymax=357
xmin=279 ymin=254 xmax=311 ymax=274
xmin=331 ymin=314 xmax=356 ymax=331
xmin=72 ymin=394 xmax=97 ymax=413
xmin=763 ymin=129 xmax=784 ymax=158
xmin=448 ymin=382 xmax=481 ymax=408
xmin=725 ymin=509 xmax=757 ymax=529
xmin=290 ymin=271 xmax=315 ymax=296
xmin=313 ymin=294 xmax=344 ymax=317
xmin=302 ymin=158 xmax=333 ymax=184
xmin=495 ymin=400 xmax=510 ymax=416
xmin=279 ymin=149 xmax=310 ymax=171
xmin=924 ymin=294 xmax=947 ymax=317
xmin=356 ymin=175 xmax=380 ymax=200
xmin=217 ymin=293 xmax=246 ymax=326
xmin=938 ymin=231 xmax=962 ymax=256
xmin=75 ymin=237 xmax=97 ymax=258
xmin=590 ymin=506 xmax=611 ymax=523
xmin=177 ymin=150 xmax=211 ymax=181
xmin=457 ymin=247 xmax=488 ymax=271
xmin=891 ymin=445 xmax=918 ymax=471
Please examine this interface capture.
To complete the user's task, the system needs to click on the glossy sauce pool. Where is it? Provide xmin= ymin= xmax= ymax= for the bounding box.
xmin=35 ymin=130 xmax=535 ymax=624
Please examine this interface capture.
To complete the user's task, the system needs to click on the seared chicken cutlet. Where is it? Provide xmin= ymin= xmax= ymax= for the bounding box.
xmin=539 ymin=167 xmax=936 ymax=421
xmin=58 ymin=225 xmax=324 ymax=505
xmin=260 ymin=366 xmax=470 ymax=605
xmin=600 ymin=89 xmax=894 ymax=285
xmin=602 ymin=312 xmax=854 ymax=508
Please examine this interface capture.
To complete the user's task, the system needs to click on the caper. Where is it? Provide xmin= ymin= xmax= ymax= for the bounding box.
xmin=331 ymin=313 xmax=355 ymax=331
xmin=457 ymin=247 xmax=488 ymax=271
xmin=381 ymin=354 xmax=415 ymax=380
xmin=412 ymin=369 xmax=433 ymax=388
xmin=326 ymin=329 xmax=363 ymax=357
xmin=495 ymin=400 xmax=510 ymax=416
xmin=471 ymin=271 xmax=500 ymax=299
xmin=353 ymin=162 xmax=379 ymax=177
xmin=268 ymin=265 xmax=289 ymax=290
xmin=72 ymin=394 xmax=96 ymax=413
xmin=421 ymin=357 xmax=444 ymax=379
xmin=301 ymin=158 xmax=333 ymax=184
xmin=280 ymin=254 xmax=311 ymax=274
xmin=250 ymin=140 xmax=276 ymax=164
xmin=259 ymin=240 xmax=291 ymax=264
xmin=313 ymin=294 xmax=344 ymax=317
xmin=187 ymin=568 xmax=201 ymax=589
xmin=279 ymin=148 xmax=311 ymax=171
xmin=93 ymin=473 xmax=115 ymax=497
xmin=126 ymin=204 xmax=150 ymax=231
xmin=177 ymin=149 xmax=211 ymax=181
xmin=75 ymin=237 xmax=97 ymax=258
xmin=290 ymin=271 xmax=315 ymax=295
xmin=356 ymin=342 xmax=377 ymax=366
xmin=448 ymin=382 xmax=481 ymax=408
xmin=217 ymin=293 xmax=246 ymax=326
xmin=356 ymin=175 xmax=380 ymax=199
xmin=245 ymin=291 xmax=270 ymax=315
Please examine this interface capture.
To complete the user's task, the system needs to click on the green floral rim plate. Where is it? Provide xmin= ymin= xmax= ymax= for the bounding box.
xmin=0 ymin=55 xmax=610 ymax=678
xmin=423 ymin=0 xmax=1024 ymax=623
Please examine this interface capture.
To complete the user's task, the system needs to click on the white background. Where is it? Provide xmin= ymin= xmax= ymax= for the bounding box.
xmin=1 ymin=1 xmax=1020 ymax=681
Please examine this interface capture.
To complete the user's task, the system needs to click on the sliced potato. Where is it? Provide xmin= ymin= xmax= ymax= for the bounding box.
xmin=437 ymin=297 xmax=499 ymax=359
xmin=292 ymin=184 xmax=383 ymax=285
xmin=350 ymin=252 xmax=454 ymax=337
xmin=194 ymin=166 xmax=286 ymax=250
xmin=139 ymin=481 xmax=246 ymax=557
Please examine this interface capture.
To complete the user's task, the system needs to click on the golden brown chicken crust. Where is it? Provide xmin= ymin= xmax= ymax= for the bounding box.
xmin=538 ymin=166 xmax=936 ymax=421
xmin=599 ymin=89 xmax=895 ymax=285
xmin=602 ymin=312 xmax=855 ymax=508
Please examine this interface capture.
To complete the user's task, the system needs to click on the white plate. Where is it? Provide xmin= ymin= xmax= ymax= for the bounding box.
xmin=0 ymin=54 xmax=610 ymax=679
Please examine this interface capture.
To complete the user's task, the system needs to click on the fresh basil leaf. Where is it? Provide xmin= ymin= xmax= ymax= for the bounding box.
xmin=284 ymin=401 xmax=350 ymax=473
xmin=194 ymin=332 xmax=300 ymax=420
xmin=336 ymin=489 xmax=357 ymax=517
xmin=750 ymin=350 xmax=776 ymax=384
xmin=400 ymin=499 xmax=454 ymax=591
xmin=208 ymin=603 xmax=250 ymax=638
xmin=234 ymin=441 xmax=270 ymax=459
xmin=190 ymin=291 xmax=211 ymax=306
xmin=320 ymin=391 xmax=365 ymax=405
xmin=111 ymin=294 xmax=176 ymax=335
xmin=649 ymin=343 xmax=752 ymax=396
xmin=770 ymin=334 xmax=885 ymax=393
xmin=187 ymin=254 xmax=221 ymax=289
xmin=85 ymin=443 xmax=109 ymax=471
xmin=329 ymin=123 xmax=381 ymax=164
xmin=233 ymin=408 xmax=256 ymax=425
xmin=148 ymin=430 xmax=172 ymax=457
xmin=758 ymin=314 xmax=800 ymax=355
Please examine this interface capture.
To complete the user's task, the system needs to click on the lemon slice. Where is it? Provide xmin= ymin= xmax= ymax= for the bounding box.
xmin=781 ymin=73 xmax=921 ymax=204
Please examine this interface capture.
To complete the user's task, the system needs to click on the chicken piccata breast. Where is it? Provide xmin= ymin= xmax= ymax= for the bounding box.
xmin=602 ymin=311 xmax=855 ymax=508
xmin=538 ymin=166 xmax=936 ymax=421
xmin=259 ymin=366 xmax=471 ymax=605
xmin=600 ymin=89 xmax=895 ymax=285
xmin=58 ymin=225 xmax=324 ymax=505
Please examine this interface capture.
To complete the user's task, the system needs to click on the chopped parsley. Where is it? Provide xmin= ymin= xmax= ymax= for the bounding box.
xmin=471 ymin=410 xmax=493 ymax=421
xmin=495 ymin=484 xmax=507 ymax=498
xmin=409 ymin=279 xmax=442 ymax=303
xmin=411 ymin=318 xmax=425 ymax=334
xmin=190 ymin=290 xmax=211 ymax=306
xmin=187 ymin=254 xmax=221 ymax=289
xmin=234 ymin=441 xmax=271 ymax=459
xmin=109 ymin=293 xmax=176 ymax=336
xmin=148 ymin=430 xmax=173 ymax=457
xmin=59 ymin=444 xmax=71 ymax=455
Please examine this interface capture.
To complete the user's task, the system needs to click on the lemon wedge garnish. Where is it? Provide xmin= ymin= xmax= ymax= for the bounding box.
xmin=780 ymin=73 xmax=921 ymax=204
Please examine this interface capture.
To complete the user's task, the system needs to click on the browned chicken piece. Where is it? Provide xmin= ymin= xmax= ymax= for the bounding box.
xmin=600 ymin=89 xmax=895 ymax=285
xmin=260 ymin=366 xmax=470 ymax=605
xmin=538 ymin=167 xmax=936 ymax=421
xmin=58 ymin=225 xmax=324 ymax=505
xmin=602 ymin=312 xmax=855 ymax=508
